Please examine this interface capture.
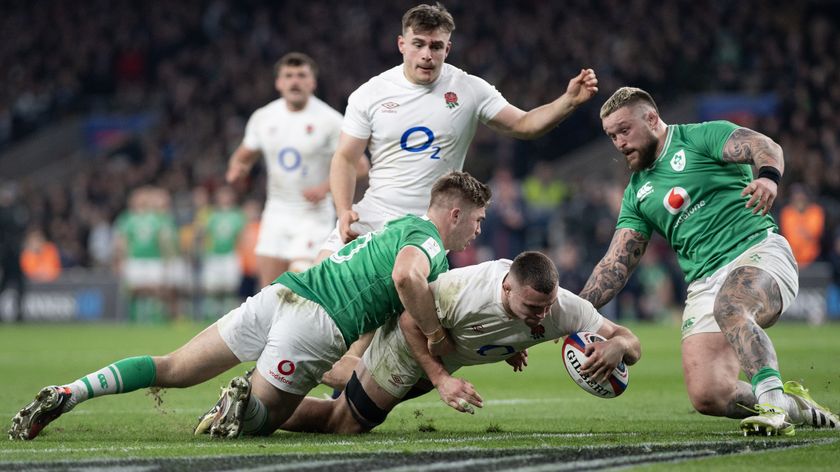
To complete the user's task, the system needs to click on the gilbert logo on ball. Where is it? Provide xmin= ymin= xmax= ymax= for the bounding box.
xmin=562 ymin=331 xmax=629 ymax=398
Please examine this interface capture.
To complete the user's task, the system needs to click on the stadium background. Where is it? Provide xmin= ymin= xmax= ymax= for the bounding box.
xmin=1 ymin=1 xmax=839 ymax=328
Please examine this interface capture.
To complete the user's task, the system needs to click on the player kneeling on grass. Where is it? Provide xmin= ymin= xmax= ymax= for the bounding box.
xmin=217 ymin=251 xmax=641 ymax=434
xmin=584 ymin=86 xmax=839 ymax=436
xmin=8 ymin=171 xmax=489 ymax=441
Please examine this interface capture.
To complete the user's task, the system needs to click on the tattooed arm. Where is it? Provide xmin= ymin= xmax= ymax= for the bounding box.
xmin=579 ymin=228 xmax=649 ymax=309
xmin=722 ymin=128 xmax=784 ymax=216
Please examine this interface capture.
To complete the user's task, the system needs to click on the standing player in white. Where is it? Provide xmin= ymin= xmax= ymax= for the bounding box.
xmin=274 ymin=251 xmax=641 ymax=433
xmin=226 ymin=52 xmax=367 ymax=287
xmin=322 ymin=2 xmax=599 ymax=363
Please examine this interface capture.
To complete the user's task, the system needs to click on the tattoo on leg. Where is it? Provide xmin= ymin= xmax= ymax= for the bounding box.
xmin=714 ymin=267 xmax=782 ymax=379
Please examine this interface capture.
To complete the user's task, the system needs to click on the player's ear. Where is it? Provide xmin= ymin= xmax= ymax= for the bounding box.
xmin=450 ymin=206 xmax=461 ymax=223
xmin=646 ymin=109 xmax=658 ymax=127
xmin=398 ymin=35 xmax=406 ymax=54
xmin=445 ymin=41 xmax=452 ymax=58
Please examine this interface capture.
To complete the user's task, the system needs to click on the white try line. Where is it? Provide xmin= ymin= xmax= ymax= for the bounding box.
xmin=0 ymin=432 xmax=602 ymax=455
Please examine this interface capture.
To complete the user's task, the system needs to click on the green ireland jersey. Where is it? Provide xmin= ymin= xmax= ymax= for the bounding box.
xmin=115 ymin=211 xmax=173 ymax=259
xmin=277 ymin=215 xmax=449 ymax=346
xmin=205 ymin=209 xmax=245 ymax=255
xmin=616 ymin=121 xmax=777 ymax=282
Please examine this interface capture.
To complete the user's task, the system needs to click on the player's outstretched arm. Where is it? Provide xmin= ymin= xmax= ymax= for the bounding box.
xmin=579 ymin=228 xmax=649 ymax=309
xmin=399 ymin=315 xmax=483 ymax=414
xmin=722 ymin=128 xmax=785 ymax=216
xmin=486 ymin=68 xmax=598 ymax=140
xmin=392 ymin=246 xmax=453 ymax=357
xmin=225 ymin=145 xmax=261 ymax=184
xmin=330 ymin=132 xmax=368 ymax=242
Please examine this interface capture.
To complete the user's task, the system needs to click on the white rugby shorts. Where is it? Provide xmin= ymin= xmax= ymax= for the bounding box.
xmin=681 ymin=232 xmax=799 ymax=339
xmin=216 ymin=283 xmax=347 ymax=395
xmin=361 ymin=317 xmax=424 ymax=399
xmin=122 ymin=258 xmax=165 ymax=290
xmin=255 ymin=202 xmax=334 ymax=261
xmin=201 ymin=253 xmax=242 ymax=293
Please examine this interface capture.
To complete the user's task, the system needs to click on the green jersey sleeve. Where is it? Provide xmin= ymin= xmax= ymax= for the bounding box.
xmin=616 ymin=182 xmax=652 ymax=237
xmin=399 ymin=227 xmax=447 ymax=280
xmin=683 ymin=120 xmax=740 ymax=162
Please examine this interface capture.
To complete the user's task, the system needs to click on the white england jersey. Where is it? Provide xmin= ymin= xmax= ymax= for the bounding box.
xmin=243 ymin=96 xmax=343 ymax=214
xmin=431 ymin=260 xmax=604 ymax=371
xmin=343 ymin=63 xmax=509 ymax=216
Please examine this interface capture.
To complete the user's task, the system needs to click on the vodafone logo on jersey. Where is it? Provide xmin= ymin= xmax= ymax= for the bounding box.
xmin=277 ymin=360 xmax=295 ymax=375
xmin=663 ymin=187 xmax=691 ymax=215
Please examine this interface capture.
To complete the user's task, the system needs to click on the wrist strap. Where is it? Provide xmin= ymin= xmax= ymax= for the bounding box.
xmin=429 ymin=332 xmax=448 ymax=345
xmin=424 ymin=327 xmax=446 ymax=344
xmin=757 ymin=166 xmax=781 ymax=185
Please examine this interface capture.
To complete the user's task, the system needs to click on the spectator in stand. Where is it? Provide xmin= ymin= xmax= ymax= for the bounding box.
xmin=0 ymin=182 xmax=27 ymax=322
xmin=20 ymin=228 xmax=62 ymax=283
xmin=779 ymin=184 xmax=825 ymax=268
xmin=522 ymin=161 xmax=568 ymax=248
xmin=484 ymin=168 xmax=527 ymax=260
xmin=237 ymin=199 xmax=262 ymax=298
xmin=826 ymin=229 xmax=840 ymax=320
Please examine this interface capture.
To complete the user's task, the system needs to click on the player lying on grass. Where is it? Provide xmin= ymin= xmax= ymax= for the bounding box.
xmin=9 ymin=171 xmax=489 ymax=441
xmin=205 ymin=251 xmax=641 ymax=435
xmin=583 ymin=86 xmax=838 ymax=436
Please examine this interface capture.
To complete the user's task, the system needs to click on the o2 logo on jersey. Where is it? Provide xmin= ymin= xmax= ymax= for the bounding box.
xmin=476 ymin=344 xmax=515 ymax=357
xmin=400 ymin=126 xmax=441 ymax=160
xmin=277 ymin=147 xmax=302 ymax=171
xmin=663 ymin=187 xmax=691 ymax=215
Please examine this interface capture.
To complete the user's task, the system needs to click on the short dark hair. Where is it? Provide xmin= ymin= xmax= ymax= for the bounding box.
xmin=510 ymin=251 xmax=559 ymax=295
xmin=274 ymin=52 xmax=318 ymax=78
xmin=430 ymin=171 xmax=491 ymax=209
xmin=600 ymin=86 xmax=659 ymax=120
xmin=402 ymin=2 xmax=455 ymax=34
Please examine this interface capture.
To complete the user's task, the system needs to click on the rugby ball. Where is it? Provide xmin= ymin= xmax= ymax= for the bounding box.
xmin=562 ymin=331 xmax=629 ymax=398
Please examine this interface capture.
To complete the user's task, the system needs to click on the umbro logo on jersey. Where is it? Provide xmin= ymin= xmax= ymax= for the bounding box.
xmin=380 ymin=102 xmax=400 ymax=113
xmin=663 ymin=187 xmax=691 ymax=215
xmin=305 ymin=124 xmax=314 ymax=135
xmin=671 ymin=149 xmax=686 ymax=171
xmin=636 ymin=181 xmax=654 ymax=201
xmin=444 ymin=91 xmax=459 ymax=109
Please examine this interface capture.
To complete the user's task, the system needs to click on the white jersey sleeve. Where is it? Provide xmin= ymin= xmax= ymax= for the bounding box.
xmin=341 ymin=87 xmax=372 ymax=140
xmin=547 ymin=288 xmax=604 ymax=335
xmin=464 ymin=74 xmax=509 ymax=124
xmin=242 ymin=108 xmax=263 ymax=151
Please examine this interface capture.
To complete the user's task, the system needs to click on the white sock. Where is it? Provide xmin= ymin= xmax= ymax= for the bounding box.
xmin=755 ymin=376 xmax=792 ymax=413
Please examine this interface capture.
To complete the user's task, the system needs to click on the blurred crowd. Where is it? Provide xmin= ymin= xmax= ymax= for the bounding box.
xmin=2 ymin=0 xmax=840 ymax=322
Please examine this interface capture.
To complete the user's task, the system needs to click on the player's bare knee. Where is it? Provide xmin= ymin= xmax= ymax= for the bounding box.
xmin=150 ymin=355 xmax=184 ymax=387
xmin=688 ymin=390 xmax=729 ymax=417
xmin=326 ymin=404 xmax=369 ymax=434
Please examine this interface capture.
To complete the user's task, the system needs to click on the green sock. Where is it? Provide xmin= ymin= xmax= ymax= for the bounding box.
xmin=64 ymin=356 xmax=157 ymax=410
xmin=751 ymin=366 xmax=787 ymax=408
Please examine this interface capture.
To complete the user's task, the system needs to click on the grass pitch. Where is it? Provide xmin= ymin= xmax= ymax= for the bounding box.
xmin=1 ymin=320 xmax=838 ymax=470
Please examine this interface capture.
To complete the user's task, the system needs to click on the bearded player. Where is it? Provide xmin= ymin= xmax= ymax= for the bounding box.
xmin=581 ymin=86 xmax=838 ymax=436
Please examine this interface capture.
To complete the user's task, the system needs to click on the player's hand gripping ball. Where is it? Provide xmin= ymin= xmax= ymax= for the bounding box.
xmin=562 ymin=331 xmax=629 ymax=398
